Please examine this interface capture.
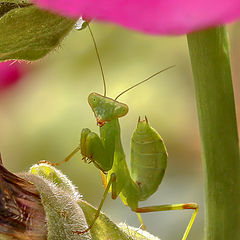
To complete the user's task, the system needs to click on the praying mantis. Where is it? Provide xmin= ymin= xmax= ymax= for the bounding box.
xmin=48 ymin=24 xmax=199 ymax=239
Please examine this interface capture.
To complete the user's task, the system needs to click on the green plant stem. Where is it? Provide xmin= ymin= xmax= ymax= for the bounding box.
xmin=187 ymin=27 xmax=240 ymax=239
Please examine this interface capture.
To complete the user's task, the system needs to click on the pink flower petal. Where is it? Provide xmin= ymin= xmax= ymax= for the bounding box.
xmin=31 ymin=0 xmax=240 ymax=34
xmin=0 ymin=61 xmax=25 ymax=90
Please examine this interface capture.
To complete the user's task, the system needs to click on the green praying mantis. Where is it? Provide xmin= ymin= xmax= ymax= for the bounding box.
xmin=46 ymin=24 xmax=199 ymax=240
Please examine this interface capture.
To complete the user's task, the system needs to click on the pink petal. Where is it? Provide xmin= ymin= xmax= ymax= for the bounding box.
xmin=0 ymin=61 xmax=25 ymax=90
xmin=31 ymin=0 xmax=240 ymax=34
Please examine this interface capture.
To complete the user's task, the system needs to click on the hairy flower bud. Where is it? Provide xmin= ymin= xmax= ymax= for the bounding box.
xmin=0 ymin=155 xmax=160 ymax=240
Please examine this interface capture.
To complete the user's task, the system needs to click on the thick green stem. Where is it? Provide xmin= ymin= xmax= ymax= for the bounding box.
xmin=187 ymin=27 xmax=240 ymax=239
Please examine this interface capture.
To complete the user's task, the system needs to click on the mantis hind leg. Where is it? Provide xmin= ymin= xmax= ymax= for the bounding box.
xmin=136 ymin=213 xmax=146 ymax=230
xmin=134 ymin=203 xmax=199 ymax=240
xmin=74 ymin=173 xmax=117 ymax=234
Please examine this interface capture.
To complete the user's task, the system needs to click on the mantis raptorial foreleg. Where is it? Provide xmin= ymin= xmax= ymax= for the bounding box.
xmin=80 ymin=126 xmax=116 ymax=172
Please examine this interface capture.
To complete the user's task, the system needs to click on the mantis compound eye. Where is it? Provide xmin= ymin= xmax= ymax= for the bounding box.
xmin=88 ymin=93 xmax=100 ymax=108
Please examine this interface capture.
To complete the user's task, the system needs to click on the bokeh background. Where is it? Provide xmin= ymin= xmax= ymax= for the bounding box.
xmin=1 ymin=21 xmax=240 ymax=240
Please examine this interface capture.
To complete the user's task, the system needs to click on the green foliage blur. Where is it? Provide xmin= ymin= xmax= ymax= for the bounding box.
xmin=0 ymin=21 xmax=240 ymax=240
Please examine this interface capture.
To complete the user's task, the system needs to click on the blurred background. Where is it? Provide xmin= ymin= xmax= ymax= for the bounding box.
xmin=0 ymin=21 xmax=240 ymax=240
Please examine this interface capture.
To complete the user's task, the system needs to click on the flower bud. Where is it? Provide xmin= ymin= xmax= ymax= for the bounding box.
xmin=0 ymin=155 xmax=160 ymax=240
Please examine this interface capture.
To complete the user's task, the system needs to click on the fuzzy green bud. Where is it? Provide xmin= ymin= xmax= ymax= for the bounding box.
xmin=0 ymin=157 xmax=160 ymax=240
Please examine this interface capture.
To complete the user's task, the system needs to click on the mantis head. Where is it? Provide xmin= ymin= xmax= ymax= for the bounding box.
xmin=88 ymin=92 xmax=128 ymax=127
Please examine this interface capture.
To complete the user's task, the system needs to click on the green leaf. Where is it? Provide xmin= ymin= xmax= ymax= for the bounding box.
xmin=0 ymin=4 xmax=76 ymax=61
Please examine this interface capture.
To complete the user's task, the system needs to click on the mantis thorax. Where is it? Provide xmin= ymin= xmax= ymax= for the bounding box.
xmin=88 ymin=92 xmax=128 ymax=126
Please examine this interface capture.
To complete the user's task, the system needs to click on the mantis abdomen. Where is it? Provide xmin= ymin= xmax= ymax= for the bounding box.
xmin=130 ymin=118 xmax=167 ymax=201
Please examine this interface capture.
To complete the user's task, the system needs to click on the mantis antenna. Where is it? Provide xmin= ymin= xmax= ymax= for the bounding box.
xmin=114 ymin=65 xmax=175 ymax=100
xmin=87 ymin=24 xmax=107 ymax=97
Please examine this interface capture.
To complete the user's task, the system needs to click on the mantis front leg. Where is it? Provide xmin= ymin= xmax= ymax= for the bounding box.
xmin=80 ymin=121 xmax=117 ymax=172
